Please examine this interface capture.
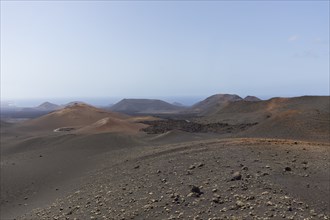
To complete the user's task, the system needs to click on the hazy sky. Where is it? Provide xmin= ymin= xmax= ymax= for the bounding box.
xmin=1 ymin=1 xmax=329 ymax=101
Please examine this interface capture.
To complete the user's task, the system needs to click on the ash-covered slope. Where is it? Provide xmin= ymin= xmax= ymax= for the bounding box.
xmin=15 ymin=138 xmax=330 ymax=220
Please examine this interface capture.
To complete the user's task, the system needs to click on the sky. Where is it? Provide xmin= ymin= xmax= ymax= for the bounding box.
xmin=1 ymin=1 xmax=329 ymax=104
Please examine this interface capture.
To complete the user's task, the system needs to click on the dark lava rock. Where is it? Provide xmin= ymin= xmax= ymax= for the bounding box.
xmin=212 ymin=197 xmax=220 ymax=203
xmin=191 ymin=185 xmax=203 ymax=196
xmin=141 ymin=120 xmax=257 ymax=134
xmin=197 ymin=162 xmax=205 ymax=168
xmin=231 ymin=171 xmax=242 ymax=181
xmin=189 ymin=165 xmax=196 ymax=170
xmin=284 ymin=167 xmax=292 ymax=172
xmin=241 ymin=166 xmax=248 ymax=171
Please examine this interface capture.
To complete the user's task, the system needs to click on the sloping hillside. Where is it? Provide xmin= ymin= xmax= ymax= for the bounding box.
xmin=17 ymin=103 xmax=127 ymax=131
xmin=190 ymin=94 xmax=243 ymax=115
xmin=77 ymin=117 xmax=148 ymax=134
xmin=197 ymin=96 xmax=330 ymax=141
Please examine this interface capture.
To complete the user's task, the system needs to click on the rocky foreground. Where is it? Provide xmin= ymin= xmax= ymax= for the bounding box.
xmin=18 ymin=138 xmax=329 ymax=220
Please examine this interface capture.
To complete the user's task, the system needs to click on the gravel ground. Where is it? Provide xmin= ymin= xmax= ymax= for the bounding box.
xmin=18 ymin=138 xmax=330 ymax=220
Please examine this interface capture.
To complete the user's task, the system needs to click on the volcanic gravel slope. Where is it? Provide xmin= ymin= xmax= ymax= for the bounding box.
xmin=18 ymin=138 xmax=329 ymax=220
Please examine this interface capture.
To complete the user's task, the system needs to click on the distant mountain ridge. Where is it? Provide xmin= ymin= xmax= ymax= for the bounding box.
xmin=36 ymin=102 xmax=61 ymax=111
xmin=190 ymin=94 xmax=243 ymax=115
xmin=244 ymin=96 xmax=261 ymax=102
xmin=4 ymin=94 xmax=329 ymax=141
xmin=110 ymin=99 xmax=184 ymax=114
xmin=64 ymin=101 xmax=87 ymax=107
xmin=172 ymin=102 xmax=184 ymax=107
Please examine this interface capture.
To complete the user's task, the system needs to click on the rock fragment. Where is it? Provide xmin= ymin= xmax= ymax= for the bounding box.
xmin=231 ymin=171 xmax=242 ymax=181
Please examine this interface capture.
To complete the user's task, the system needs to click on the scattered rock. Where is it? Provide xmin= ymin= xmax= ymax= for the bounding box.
xmin=212 ymin=197 xmax=220 ymax=203
xmin=190 ymin=185 xmax=203 ymax=197
xmin=236 ymin=200 xmax=245 ymax=208
xmin=189 ymin=165 xmax=196 ymax=170
xmin=197 ymin=162 xmax=204 ymax=168
xmin=231 ymin=171 xmax=242 ymax=181
xmin=241 ymin=166 xmax=248 ymax=171
xmin=284 ymin=167 xmax=292 ymax=172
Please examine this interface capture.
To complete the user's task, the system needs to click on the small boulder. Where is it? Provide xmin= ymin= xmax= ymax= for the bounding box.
xmin=231 ymin=171 xmax=242 ymax=181
xmin=190 ymin=185 xmax=203 ymax=197
xmin=189 ymin=165 xmax=196 ymax=170
xmin=284 ymin=167 xmax=292 ymax=172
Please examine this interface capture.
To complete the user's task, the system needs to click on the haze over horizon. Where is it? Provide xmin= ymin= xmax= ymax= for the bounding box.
xmin=1 ymin=1 xmax=329 ymax=101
